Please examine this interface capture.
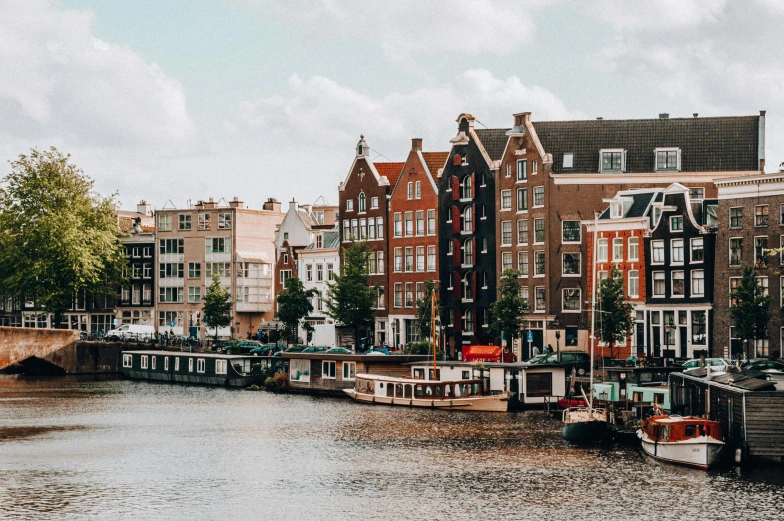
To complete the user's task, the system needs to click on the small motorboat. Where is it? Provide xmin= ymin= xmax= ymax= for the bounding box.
xmin=637 ymin=415 xmax=725 ymax=469
xmin=558 ymin=397 xmax=586 ymax=409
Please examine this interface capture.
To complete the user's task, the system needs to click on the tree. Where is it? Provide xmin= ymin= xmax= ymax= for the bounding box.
xmin=275 ymin=276 xmax=316 ymax=344
xmin=413 ymin=279 xmax=440 ymax=342
xmin=0 ymin=147 xmax=125 ymax=328
xmin=489 ymin=269 xmax=529 ymax=358
xmin=203 ymin=273 xmax=233 ymax=343
xmin=326 ymin=240 xmax=377 ymax=350
xmin=730 ymin=265 xmax=772 ymax=359
xmin=596 ymin=267 xmax=635 ymax=360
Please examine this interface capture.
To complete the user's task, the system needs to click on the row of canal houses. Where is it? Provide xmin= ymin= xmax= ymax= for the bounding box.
xmin=325 ymin=110 xmax=784 ymax=361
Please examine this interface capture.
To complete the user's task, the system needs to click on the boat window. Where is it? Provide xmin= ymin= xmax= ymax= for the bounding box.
xmin=386 ymin=384 xmax=394 ymax=397
xmin=365 ymin=381 xmax=374 ymax=394
xmin=461 ymin=371 xmax=470 ymax=380
xmin=470 ymin=383 xmax=480 ymax=395
xmin=662 ymin=425 xmax=669 ymax=441
xmin=404 ymin=385 xmax=412 ymax=398
xmin=413 ymin=368 xmax=425 ymax=379
xmin=685 ymin=425 xmax=698 ymax=438
xmin=415 ymin=385 xmax=424 ymax=397
xmin=425 ymin=385 xmax=433 ymax=396
xmin=175 ymin=357 xmax=180 ymax=371
xmin=141 ymin=355 xmax=148 ymax=369
xmin=396 ymin=384 xmax=404 ymax=397
xmin=633 ymin=392 xmax=643 ymax=402
xmin=444 ymin=385 xmax=452 ymax=397
xmin=434 ymin=385 xmax=442 ymax=398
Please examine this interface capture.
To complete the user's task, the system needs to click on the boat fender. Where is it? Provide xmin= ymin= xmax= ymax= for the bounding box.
xmin=735 ymin=448 xmax=742 ymax=464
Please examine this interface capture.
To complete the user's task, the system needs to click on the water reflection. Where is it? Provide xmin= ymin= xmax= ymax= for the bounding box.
xmin=1 ymin=376 xmax=782 ymax=520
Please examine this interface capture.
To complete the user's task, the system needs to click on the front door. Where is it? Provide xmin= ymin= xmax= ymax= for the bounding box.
xmin=679 ymin=326 xmax=688 ymax=358
xmin=652 ymin=328 xmax=661 ymax=357
xmin=635 ymin=323 xmax=645 ymax=355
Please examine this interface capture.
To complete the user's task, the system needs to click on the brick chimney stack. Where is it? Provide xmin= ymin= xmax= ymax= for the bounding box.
xmin=411 ymin=138 xmax=422 ymax=152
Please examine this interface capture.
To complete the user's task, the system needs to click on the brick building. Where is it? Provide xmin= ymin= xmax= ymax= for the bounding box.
xmin=438 ymin=114 xmax=501 ymax=356
xmin=338 ymin=136 xmax=402 ymax=346
xmin=117 ymin=201 xmax=156 ymax=328
xmin=387 ymin=138 xmax=447 ymax=348
xmin=713 ymin=173 xmax=784 ymax=358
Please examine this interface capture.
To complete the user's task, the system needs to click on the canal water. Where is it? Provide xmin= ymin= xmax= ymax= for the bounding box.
xmin=1 ymin=377 xmax=783 ymax=521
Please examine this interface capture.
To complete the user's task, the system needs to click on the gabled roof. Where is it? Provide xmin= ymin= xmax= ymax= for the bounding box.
xmin=374 ymin=162 xmax=404 ymax=186
xmin=474 ymin=128 xmax=509 ymax=161
xmin=599 ymin=190 xmax=660 ymax=220
xmin=533 ymin=115 xmax=760 ymax=174
xmin=421 ymin=152 xmax=449 ymax=179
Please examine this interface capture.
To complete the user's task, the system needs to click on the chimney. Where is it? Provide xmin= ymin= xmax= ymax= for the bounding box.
xmin=411 ymin=138 xmax=422 ymax=152
xmin=263 ymin=197 xmax=282 ymax=213
xmin=759 ymin=110 xmax=766 ymax=172
xmin=289 ymin=199 xmax=299 ymax=212
xmin=203 ymin=196 xmax=217 ymax=209
xmin=693 ymin=113 xmax=698 ymax=118
xmin=228 ymin=196 xmax=244 ymax=209
xmin=597 ymin=117 xmax=603 ymax=121
xmin=659 ymin=113 xmax=669 ymax=119
xmin=136 ymin=200 xmax=152 ymax=217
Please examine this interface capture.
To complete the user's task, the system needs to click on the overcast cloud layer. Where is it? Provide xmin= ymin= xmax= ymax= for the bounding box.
xmin=0 ymin=0 xmax=782 ymax=210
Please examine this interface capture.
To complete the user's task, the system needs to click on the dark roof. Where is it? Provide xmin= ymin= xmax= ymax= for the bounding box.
xmin=305 ymin=231 xmax=340 ymax=250
xmin=533 ymin=116 xmax=760 ymax=174
xmin=474 ymin=128 xmax=509 ymax=161
xmin=599 ymin=191 xmax=659 ymax=220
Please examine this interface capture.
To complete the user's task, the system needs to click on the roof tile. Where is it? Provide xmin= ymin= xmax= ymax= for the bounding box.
xmin=374 ymin=162 xmax=404 ymax=186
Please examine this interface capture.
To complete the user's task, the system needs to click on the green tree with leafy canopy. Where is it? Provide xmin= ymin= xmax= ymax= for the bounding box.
xmin=596 ymin=267 xmax=635 ymax=360
xmin=730 ymin=265 xmax=772 ymax=359
xmin=0 ymin=147 xmax=126 ymax=328
xmin=326 ymin=240 xmax=377 ymax=350
xmin=489 ymin=269 xmax=528 ymax=358
xmin=203 ymin=273 xmax=233 ymax=344
xmin=275 ymin=276 xmax=316 ymax=344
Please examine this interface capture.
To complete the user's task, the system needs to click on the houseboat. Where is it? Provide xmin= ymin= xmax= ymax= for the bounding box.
xmin=637 ymin=415 xmax=725 ymax=469
xmin=344 ymin=373 xmax=511 ymax=412
xmin=122 ymin=350 xmax=277 ymax=387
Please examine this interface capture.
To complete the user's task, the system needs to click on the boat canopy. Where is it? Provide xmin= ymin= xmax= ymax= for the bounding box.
xmin=462 ymin=345 xmax=503 ymax=363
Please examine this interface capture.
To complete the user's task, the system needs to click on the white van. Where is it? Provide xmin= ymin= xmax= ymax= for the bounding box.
xmin=105 ymin=324 xmax=155 ymax=342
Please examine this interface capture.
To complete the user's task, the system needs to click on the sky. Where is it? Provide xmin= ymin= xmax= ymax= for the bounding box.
xmin=1 ymin=0 xmax=783 ymax=212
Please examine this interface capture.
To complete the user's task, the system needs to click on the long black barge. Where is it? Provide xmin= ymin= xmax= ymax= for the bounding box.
xmin=122 ymin=350 xmax=278 ymax=387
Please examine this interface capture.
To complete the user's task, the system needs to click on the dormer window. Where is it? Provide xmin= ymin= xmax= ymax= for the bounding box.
xmin=563 ymin=153 xmax=574 ymax=169
xmin=358 ymin=193 xmax=366 ymax=212
xmin=600 ymin=149 xmax=625 ymax=172
xmin=655 ymin=148 xmax=681 ymax=171
xmin=611 ymin=202 xmax=622 ymax=218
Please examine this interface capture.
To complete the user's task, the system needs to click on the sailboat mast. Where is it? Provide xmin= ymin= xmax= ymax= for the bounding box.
xmin=431 ymin=288 xmax=437 ymax=379
xmin=589 ymin=212 xmax=598 ymax=408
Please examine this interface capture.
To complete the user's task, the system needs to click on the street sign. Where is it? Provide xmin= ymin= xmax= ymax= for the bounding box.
xmin=527 ymin=331 xmax=533 ymax=342
xmin=113 ymin=319 xmax=118 ymax=326
xmin=169 ymin=320 xmax=175 ymax=327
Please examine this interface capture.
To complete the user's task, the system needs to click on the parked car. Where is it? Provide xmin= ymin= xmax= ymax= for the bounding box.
xmin=745 ymin=360 xmax=784 ymax=374
xmin=274 ymin=345 xmax=309 ymax=357
xmin=325 ymin=347 xmax=353 ymax=354
xmin=250 ymin=343 xmax=282 ymax=357
xmin=365 ymin=346 xmax=390 ymax=355
xmin=530 ymin=351 xmax=591 ymax=376
xmin=105 ymin=324 xmax=155 ymax=342
xmin=300 ymin=346 xmax=328 ymax=353
xmin=682 ymin=358 xmax=732 ymax=372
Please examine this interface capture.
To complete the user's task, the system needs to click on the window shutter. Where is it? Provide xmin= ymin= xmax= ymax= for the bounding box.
xmin=453 ymin=272 xmax=461 ymax=300
xmin=472 ymin=205 xmax=476 ymax=229
xmin=452 ymin=176 xmax=460 ymax=200
xmin=452 ymin=206 xmax=460 ymax=233
xmin=676 ymin=149 xmax=682 ymax=171
xmin=472 ymin=271 xmax=477 ymax=298
xmin=472 ymin=237 xmax=477 ymax=262
xmin=471 ymin=173 xmax=475 ymax=198
xmin=453 ymin=238 xmax=461 ymax=265
xmin=622 ymin=150 xmax=627 ymax=172
xmin=454 ymin=309 xmax=462 ymax=333
xmin=598 ymin=150 xmax=603 ymax=173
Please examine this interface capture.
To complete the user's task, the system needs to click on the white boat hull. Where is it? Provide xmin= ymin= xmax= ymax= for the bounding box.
xmin=344 ymin=390 xmax=510 ymax=412
xmin=638 ymin=431 xmax=725 ymax=469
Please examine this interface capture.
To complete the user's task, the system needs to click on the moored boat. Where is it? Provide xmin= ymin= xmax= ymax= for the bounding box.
xmin=562 ymin=406 xmax=611 ymax=443
xmin=637 ymin=415 xmax=725 ymax=469
xmin=344 ymin=373 xmax=511 ymax=412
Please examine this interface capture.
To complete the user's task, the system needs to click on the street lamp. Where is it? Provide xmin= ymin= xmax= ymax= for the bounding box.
xmin=552 ymin=316 xmax=561 ymax=363
xmin=664 ymin=323 xmax=672 ymax=363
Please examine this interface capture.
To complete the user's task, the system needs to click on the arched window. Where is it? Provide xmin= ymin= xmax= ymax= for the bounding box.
xmin=462 ymin=206 xmax=473 ymax=232
xmin=463 ymin=238 xmax=473 ymax=266
xmin=358 ymin=192 xmax=366 ymax=212
xmin=463 ymin=273 xmax=473 ymax=300
xmin=461 ymin=175 xmax=472 ymax=199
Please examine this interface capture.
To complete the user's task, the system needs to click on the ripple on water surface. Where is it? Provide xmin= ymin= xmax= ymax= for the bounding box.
xmin=0 ymin=376 xmax=783 ymax=521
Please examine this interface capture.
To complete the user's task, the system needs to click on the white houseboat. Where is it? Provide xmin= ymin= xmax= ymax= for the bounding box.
xmin=637 ymin=415 xmax=725 ymax=469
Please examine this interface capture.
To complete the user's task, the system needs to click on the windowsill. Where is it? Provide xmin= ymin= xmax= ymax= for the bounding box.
xmin=462 ymin=299 xmax=474 ymax=303
xmin=500 ymin=243 xmax=512 ymax=247
xmin=690 ymin=261 xmax=704 ymax=264
xmin=518 ymin=243 xmax=529 ymax=247
xmin=517 ymin=210 xmax=529 ymax=214
xmin=461 ymin=264 xmax=473 ymax=269
xmin=482 ymin=285 xmax=488 ymax=289
xmin=516 ymin=179 xmax=528 ymax=183
xmin=462 ymin=331 xmax=473 ymax=336
xmin=562 ymin=241 xmax=580 ymax=245
xmin=561 ymin=309 xmax=581 ymax=313
xmin=654 ymin=169 xmax=680 ymax=173
xmin=562 ymin=274 xmax=581 ymax=277
xmin=754 ymin=225 xmax=769 ymax=228
xmin=461 ymin=231 xmax=473 ymax=235
xmin=533 ymin=205 xmax=544 ymax=209
xmin=459 ymin=198 xmax=473 ymax=203
xmin=534 ymin=274 xmax=545 ymax=278
xmin=500 ymin=208 xmax=512 ymax=212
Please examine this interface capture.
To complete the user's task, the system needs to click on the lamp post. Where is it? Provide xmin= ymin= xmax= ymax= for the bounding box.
xmin=664 ymin=322 xmax=672 ymax=363
xmin=552 ymin=316 xmax=561 ymax=363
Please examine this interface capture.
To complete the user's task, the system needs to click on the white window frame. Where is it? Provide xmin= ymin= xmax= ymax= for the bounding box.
xmin=197 ymin=358 xmax=206 ymax=373
xmin=599 ymin=148 xmax=626 ymax=173
xmin=653 ymin=271 xmax=665 ymax=297
xmin=500 ymin=190 xmax=512 ymax=211
xmin=691 ymin=270 xmax=705 ymax=297
xmin=562 ymin=288 xmax=581 ymax=313
xmin=123 ymin=354 xmax=132 ymax=368
xmin=670 ymin=215 xmax=683 ymax=232
xmin=322 ymin=360 xmax=336 ymax=379
xmin=533 ymin=186 xmax=544 ymax=208
xmin=342 ymin=362 xmax=356 ymax=381
xmin=563 ymin=153 xmax=573 ymax=169
xmin=671 ymin=271 xmax=685 ymax=298
xmin=597 ymin=238 xmax=608 ymax=263
xmin=216 ymin=359 xmax=227 ymax=375
xmin=628 ymin=270 xmax=639 ymax=298
xmin=562 ymin=252 xmax=581 ymax=277
xmin=141 ymin=355 xmax=148 ymax=369
xmin=628 ymin=236 xmax=639 ymax=261
xmin=651 ymin=240 xmax=665 ymax=264
xmin=612 ymin=237 xmax=624 ymax=262
xmin=655 ymin=147 xmax=681 ymax=172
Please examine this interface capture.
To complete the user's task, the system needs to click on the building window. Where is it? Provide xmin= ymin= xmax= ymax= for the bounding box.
xmin=394 ymin=284 xmax=402 ymax=308
xmin=376 ymin=252 xmax=384 ymax=274
xmin=342 ymin=362 xmax=356 ymax=380
xmin=517 ymin=188 xmax=528 ymax=212
xmin=371 ymin=197 xmax=379 ymax=209
xmin=123 ymin=354 xmax=132 ymax=368
xmin=517 ymin=160 xmax=527 ymax=181
xmin=534 ymin=251 xmax=545 ymax=276
xmin=405 ymin=247 xmax=413 ymax=272
xmin=672 ymin=271 xmax=684 ymax=296
xmin=359 ymin=218 xmax=367 ymax=240
xmin=729 ymin=238 xmax=743 ymax=266
xmin=670 ymin=216 xmax=683 ymax=232
xmin=502 ymin=252 xmax=512 ymax=272
xmin=519 ymin=286 xmax=529 ymax=305
xmin=462 ymin=207 xmax=473 ymax=233
xmin=322 ymin=361 xmax=336 ymax=379
xmin=534 ymin=218 xmax=545 ymax=244
xmin=178 ymin=214 xmax=191 ymax=230
xmin=368 ymin=218 xmax=375 ymax=240
xmin=518 ymin=251 xmax=529 ymax=276
xmin=755 ymin=237 xmax=769 ymax=268
xmin=563 ymin=153 xmax=573 ymax=169
xmin=416 ymin=246 xmax=425 ymax=271
xmin=653 ymin=272 xmax=665 ymax=297
xmin=198 ymin=213 xmax=211 ymax=230
xmin=158 ymin=214 xmax=171 ymax=231
xmin=159 ymin=238 xmax=184 ymax=255
xmin=159 ymin=287 xmax=184 ymax=303
xmin=506 ymin=164 xmax=511 ymax=177
xmin=377 ymin=217 xmax=384 ymax=239
xmin=758 ymin=276 xmax=769 ymax=297
xmin=600 ymin=150 xmax=624 ymax=172
xmin=730 ymin=207 xmax=743 ymax=228
xmin=655 ymin=148 xmax=680 ymax=171
xmin=188 ymin=286 xmax=201 ymax=303
xmin=598 ymin=238 xmax=609 ymax=262
xmin=628 ymin=270 xmax=639 ymax=298
xmin=394 ymin=248 xmax=402 ymax=272
xmin=501 ymin=190 xmax=512 ymax=210
xmin=501 ymin=221 xmax=512 ymax=246
xmin=463 ymin=309 xmax=474 ymax=332
xmin=159 ymin=263 xmax=184 ymax=279
xmin=427 ymin=246 xmax=436 ymax=271
xmin=404 ymin=212 xmax=413 ymax=236
xmin=691 ymin=270 xmax=704 ymax=296
xmin=343 ymin=220 xmax=350 ymax=241
xmin=461 ymin=175 xmax=473 ymax=199
xmin=691 ymin=237 xmax=704 ymax=263
xmin=651 ymin=240 xmax=664 ymax=263
xmin=562 ymin=253 xmax=580 ymax=276
xmin=533 ymin=186 xmax=544 ymax=207
xmin=755 ymin=205 xmax=769 ymax=226
xmin=628 ymin=237 xmax=639 ymax=261
xmin=206 ymin=237 xmax=231 ymax=254
xmin=463 ymin=274 xmax=473 ymax=301
xmin=517 ymin=219 xmax=528 ymax=245
xmin=415 ymin=181 xmax=421 ymax=199
xmin=535 ymin=287 xmax=545 ymax=311
xmin=562 ymin=221 xmax=580 ymax=243
xmin=141 ymin=355 xmax=148 ymax=369
xmin=692 ymin=311 xmax=707 ymax=345
xmin=671 ymin=239 xmax=684 ymax=264
xmin=463 ymin=239 xmax=473 ymax=266
xmin=394 ymin=213 xmax=402 ymax=237
xmin=427 ymin=210 xmax=436 ymax=235
xmin=346 ymin=199 xmax=353 ymax=212
xmin=407 ymin=182 xmax=413 ymax=200
xmin=218 ymin=213 xmax=232 ymax=229
xmin=562 ymin=289 xmax=581 ymax=312
xmin=612 ymin=238 xmax=624 ymax=262
xmin=316 ymin=264 xmax=324 ymax=282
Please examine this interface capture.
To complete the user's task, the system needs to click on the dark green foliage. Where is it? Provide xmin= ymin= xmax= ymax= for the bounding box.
xmin=489 ymin=269 xmax=529 ymax=350
xmin=275 ymin=276 xmax=316 ymax=343
xmin=326 ymin=240 xmax=377 ymax=349
xmin=730 ymin=265 xmax=772 ymax=357
xmin=203 ymin=273 xmax=233 ymax=342
xmin=597 ymin=267 xmax=635 ymax=360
